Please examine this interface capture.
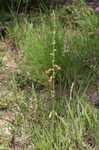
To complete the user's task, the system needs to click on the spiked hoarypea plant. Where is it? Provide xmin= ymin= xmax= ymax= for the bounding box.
xmin=45 ymin=10 xmax=61 ymax=100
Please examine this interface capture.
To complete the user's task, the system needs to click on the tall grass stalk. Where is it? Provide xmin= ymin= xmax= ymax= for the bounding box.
xmin=49 ymin=10 xmax=57 ymax=146
xmin=51 ymin=10 xmax=56 ymax=99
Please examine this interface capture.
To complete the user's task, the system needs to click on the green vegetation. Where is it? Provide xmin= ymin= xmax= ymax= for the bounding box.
xmin=0 ymin=1 xmax=99 ymax=149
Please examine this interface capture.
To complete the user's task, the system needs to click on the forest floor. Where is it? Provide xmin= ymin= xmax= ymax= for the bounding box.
xmin=0 ymin=38 xmax=99 ymax=149
xmin=0 ymin=2 xmax=99 ymax=149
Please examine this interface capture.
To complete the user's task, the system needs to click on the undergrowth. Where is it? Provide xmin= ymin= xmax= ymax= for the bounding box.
xmin=7 ymin=1 xmax=99 ymax=88
xmin=0 ymin=1 xmax=99 ymax=149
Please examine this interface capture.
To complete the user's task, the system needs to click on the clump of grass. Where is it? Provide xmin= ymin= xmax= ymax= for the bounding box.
xmin=4 ymin=81 xmax=99 ymax=149
xmin=31 ymin=99 xmax=99 ymax=150
xmin=7 ymin=2 xmax=99 ymax=89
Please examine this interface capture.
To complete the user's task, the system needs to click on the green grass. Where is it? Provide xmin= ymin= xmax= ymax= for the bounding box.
xmin=7 ymin=2 xmax=99 ymax=87
xmin=0 ymin=1 xmax=99 ymax=149
xmin=1 ymin=83 xmax=99 ymax=149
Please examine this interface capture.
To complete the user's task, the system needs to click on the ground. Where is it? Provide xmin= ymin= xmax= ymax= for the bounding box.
xmin=0 ymin=38 xmax=99 ymax=149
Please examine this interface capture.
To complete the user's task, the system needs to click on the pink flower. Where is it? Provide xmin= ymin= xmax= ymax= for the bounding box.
xmin=55 ymin=65 xmax=61 ymax=70
xmin=45 ymin=69 xmax=51 ymax=74
xmin=48 ymin=76 xmax=52 ymax=82
xmin=96 ymin=7 xmax=99 ymax=11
